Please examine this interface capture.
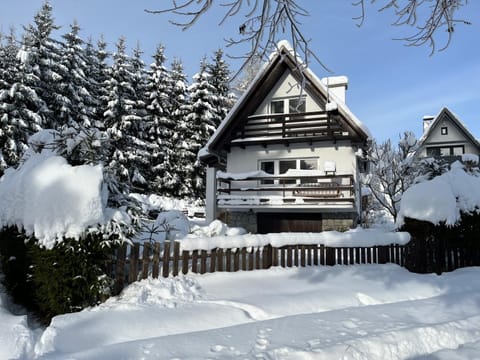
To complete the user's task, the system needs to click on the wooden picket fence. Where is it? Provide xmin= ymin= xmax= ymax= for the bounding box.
xmin=112 ymin=241 xmax=405 ymax=294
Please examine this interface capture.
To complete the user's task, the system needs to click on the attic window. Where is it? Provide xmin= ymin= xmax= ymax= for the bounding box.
xmin=441 ymin=127 xmax=448 ymax=135
xmin=270 ymin=100 xmax=284 ymax=114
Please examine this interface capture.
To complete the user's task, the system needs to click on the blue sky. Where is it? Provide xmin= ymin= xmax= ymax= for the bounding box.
xmin=0 ymin=1 xmax=479 ymax=142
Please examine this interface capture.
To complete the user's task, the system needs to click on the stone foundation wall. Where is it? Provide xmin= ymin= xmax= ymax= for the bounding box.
xmin=321 ymin=213 xmax=356 ymax=232
xmin=219 ymin=211 xmax=258 ymax=233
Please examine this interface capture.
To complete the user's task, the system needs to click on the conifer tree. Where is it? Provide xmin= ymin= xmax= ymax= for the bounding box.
xmin=60 ymin=21 xmax=96 ymax=129
xmin=208 ymin=49 xmax=235 ymax=126
xmin=102 ymin=37 xmax=145 ymax=190
xmin=0 ymin=33 xmax=45 ymax=174
xmin=24 ymin=1 xmax=67 ymax=129
xmin=169 ymin=59 xmax=193 ymax=198
xmin=144 ymin=44 xmax=175 ymax=195
xmin=184 ymin=58 xmax=218 ymax=198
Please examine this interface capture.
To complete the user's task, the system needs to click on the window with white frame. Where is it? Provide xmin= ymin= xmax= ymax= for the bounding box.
xmin=270 ymin=96 xmax=306 ymax=115
xmin=259 ymin=158 xmax=318 ymax=184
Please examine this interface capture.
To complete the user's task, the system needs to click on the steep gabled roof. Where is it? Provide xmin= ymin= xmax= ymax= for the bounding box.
xmin=418 ymin=107 xmax=480 ymax=150
xmin=199 ymin=40 xmax=371 ymax=165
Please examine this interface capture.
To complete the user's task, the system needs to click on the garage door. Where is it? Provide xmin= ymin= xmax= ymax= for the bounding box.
xmin=257 ymin=213 xmax=323 ymax=234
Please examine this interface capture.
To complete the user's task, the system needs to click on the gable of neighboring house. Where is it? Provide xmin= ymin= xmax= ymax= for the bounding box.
xmin=417 ymin=107 xmax=480 ymax=159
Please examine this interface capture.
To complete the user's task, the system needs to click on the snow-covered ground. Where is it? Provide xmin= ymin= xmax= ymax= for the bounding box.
xmin=2 ymin=264 xmax=480 ymax=359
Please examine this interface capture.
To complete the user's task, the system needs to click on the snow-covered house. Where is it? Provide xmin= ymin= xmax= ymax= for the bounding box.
xmin=417 ymin=107 xmax=480 ymax=161
xmin=199 ymin=41 xmax=371 ymax=233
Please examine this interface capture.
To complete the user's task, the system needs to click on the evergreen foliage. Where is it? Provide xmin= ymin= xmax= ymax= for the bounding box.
xmin=0 ymin=227 xmax=114 ymax=324
xmin=0 ymin=1 xmax=239 ymax=321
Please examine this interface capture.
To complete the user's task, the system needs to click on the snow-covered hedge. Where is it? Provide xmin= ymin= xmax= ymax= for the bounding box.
xmin=397 ymin=161 xmax=480 ymax=226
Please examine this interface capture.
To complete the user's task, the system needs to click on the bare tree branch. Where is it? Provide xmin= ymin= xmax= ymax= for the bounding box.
xmin=146 ymin=0 xmax=331 ymax=80
xmin=354 ymin=0 xmax=471 ymax=55
xmin=147 ymin=1 xmax=471 ymax=80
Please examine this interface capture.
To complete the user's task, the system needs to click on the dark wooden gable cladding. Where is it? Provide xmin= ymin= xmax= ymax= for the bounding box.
xmin=211 ymin=51 xmax=366 ymax=153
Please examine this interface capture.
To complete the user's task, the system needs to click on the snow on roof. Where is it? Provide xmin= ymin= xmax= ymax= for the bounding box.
xmin=199 ymin=40 xmax=371 ymax=160
xmin=0 ymin=152 xmax=106 ymax=248
xmin=397 ymin=161 xmax=480 ymax=227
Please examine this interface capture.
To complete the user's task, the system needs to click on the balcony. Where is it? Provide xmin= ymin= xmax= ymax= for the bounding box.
xmin=217 ymin=172 xmax=356 ymax=209
xmin=230 ymin=111 xmax=350 ymax=147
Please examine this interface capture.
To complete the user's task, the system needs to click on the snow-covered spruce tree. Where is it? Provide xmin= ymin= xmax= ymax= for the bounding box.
xmin=85 ymin=35 xmax=110 ymax=131
xmin=184 ymin=58 xmax=218 ymax=198
xmin=0 ymin=33 xmax=45 ymax=174
xmin=102 ymin=37 xmax=145 ymax=191
xmin=144 ymin=44 xmax=176 ymax=195
xmin=0 ymin=29 xmax=19 ymax=91
xmin=207 ymin=49 xmax=236 ymax=126
xmin=23 ymin=1 xmax=68 ymax=129
xmin=127 ymin=42 xmax=151 ymax=192
xmin=59 ymin=21 xmax=97 ymax=130
xmin=168 ymin=58 xmax=194 ymax=198
xmin=364 ymin=132 xmax=418 ymax=222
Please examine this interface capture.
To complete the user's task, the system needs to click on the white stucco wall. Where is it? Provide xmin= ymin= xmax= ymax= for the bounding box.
xmin=419 ymin=119 xmax=479 ymax=157
xmin=253 ymin=70 xmax=323 ymax=115
xmin=226 ymin=141 xmax=358 ymax=186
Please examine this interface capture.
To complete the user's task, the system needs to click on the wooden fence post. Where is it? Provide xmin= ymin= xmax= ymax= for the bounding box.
xmin=141 ymin=242 xmax=150 ymax=279
xmin=162 ymin=241 xmax=170 ymax=278
xmin=152 ymin=242 xmax=160 ymax=278
xmin=182 ymin=250 xmax=189 ymax=275
xmin=377 ymin=246 xmax=388 ymax=264
xmin=326 ymin=247 xmax=335 ymax=266
xmin=114 ymin=244 xmax=127 ymax=295
xmin=128 ymin=243 xmax=140 ymax=284
xmin=172 ymin=242 xmax=180 ymax=276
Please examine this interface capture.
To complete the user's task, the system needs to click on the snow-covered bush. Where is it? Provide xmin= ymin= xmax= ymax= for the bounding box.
xmin=398 ymin=161 xmax=480 ymax=273
xmin=0 ymin=229 xmax=113 ymax=324
xmin=154 ymin=210 xmax=191 ymax=240
xmin=0 ymin=130 xmax=139 ymax=322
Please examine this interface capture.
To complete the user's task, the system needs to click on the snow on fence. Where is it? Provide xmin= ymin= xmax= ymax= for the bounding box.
xmin=112 ymin=241 xmax=405 ymax=294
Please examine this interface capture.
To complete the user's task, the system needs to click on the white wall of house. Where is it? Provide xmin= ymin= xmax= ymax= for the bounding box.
xmin=253 ymin=70 xmax=323 ymax=115
xmin=226 ymin=141 xmax=358 ymax=184
xmin=419 ymin=119 xmax=478 ymax=157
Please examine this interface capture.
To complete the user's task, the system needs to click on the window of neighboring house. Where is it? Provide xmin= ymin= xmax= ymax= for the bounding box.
xmin=440 ymin=147 xmax=451 ymax=156
xmin=259 ymin=158 xmax=318 ymax=185
xmin=452 ymin=146 xmax=464 ymax=155
xmin=441 ymin=127 xmax=448 ymax=135
xmin=426 ymin=146 xmax=464 ymax=157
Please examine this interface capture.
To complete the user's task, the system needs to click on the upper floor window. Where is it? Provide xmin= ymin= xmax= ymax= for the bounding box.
xmin=441 ymin=127 xmax=448 ymax=135
xmin=270 ymin=96 xmax=306 ymax=115
xmin=270 ymin=100 xmax=284 ymax=114
xmin=289 ymin=98 xmax=306 ymax=113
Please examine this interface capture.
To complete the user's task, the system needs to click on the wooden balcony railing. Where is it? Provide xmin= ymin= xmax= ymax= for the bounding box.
xmin=231 ymin=111 xmax=348 ymax=145
xmin=217 ymin=174 xmax=355 ymax=204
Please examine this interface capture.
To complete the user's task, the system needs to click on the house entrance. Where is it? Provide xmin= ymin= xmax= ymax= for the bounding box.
xmin=257 ymin=213 xmax=323 ymax=233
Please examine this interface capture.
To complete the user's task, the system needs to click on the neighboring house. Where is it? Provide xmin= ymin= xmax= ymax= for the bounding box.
xmin=199 ymin=41 xmax=371 ymax=233
xmin=416 ymin=107 xmax=480 ymax=161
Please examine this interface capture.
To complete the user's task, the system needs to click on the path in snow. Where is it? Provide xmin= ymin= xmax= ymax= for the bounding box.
xmin=31 ymin=265 xmax=480 ymax=359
